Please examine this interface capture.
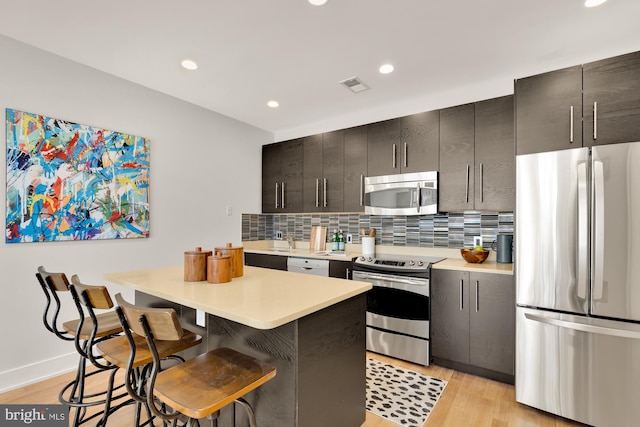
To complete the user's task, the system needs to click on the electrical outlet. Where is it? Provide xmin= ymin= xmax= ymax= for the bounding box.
xmin=275 ymin=230 xmax=283 ymax=239
xmin=474 ymin=236 xmax=483 ymax=247
xmin=196 ymin=309 xmax=206 ymax=328
xmin=346 ymin=233 xmax=353 ymax=244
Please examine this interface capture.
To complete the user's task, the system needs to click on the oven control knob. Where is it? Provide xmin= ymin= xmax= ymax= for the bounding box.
xmin=367 ymin=257 xmax=373 ymax=262
xmin=408 ymin=260 xmax=415 ymax=266
xmin=359 ymin=256 xmax=366 ymax=261
xmin=417 ymin=261 xmax=424 ymax=267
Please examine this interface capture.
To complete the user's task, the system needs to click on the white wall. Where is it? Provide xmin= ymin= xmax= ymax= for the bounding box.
xmin=0 ymin=35 xmax=272 ymax=392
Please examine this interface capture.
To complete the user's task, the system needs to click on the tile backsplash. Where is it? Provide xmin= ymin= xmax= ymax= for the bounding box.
xmin=242 ymin=212 xmax=513 ymax=249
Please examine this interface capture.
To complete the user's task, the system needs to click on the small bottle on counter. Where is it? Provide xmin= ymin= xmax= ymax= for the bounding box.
xmin=338 ymin=230 xmax=345 ymax=251
xmin=332 ymin=229 xmax=339 ymax=251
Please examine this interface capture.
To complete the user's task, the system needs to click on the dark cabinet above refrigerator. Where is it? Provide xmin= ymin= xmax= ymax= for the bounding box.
xmin=516 ymin=50 xmax=640 ymax=155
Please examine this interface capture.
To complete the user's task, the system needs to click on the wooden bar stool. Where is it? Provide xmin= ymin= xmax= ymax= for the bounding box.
xmin=35 ymin=266 xmax=123 ymax=427
xmin=96 ymin=294 xmax=203 ymax=426
xmin=114 ymin=293 xmax=277 ymax=427
xmin=68 ymin=275 xmax=141 ymax=426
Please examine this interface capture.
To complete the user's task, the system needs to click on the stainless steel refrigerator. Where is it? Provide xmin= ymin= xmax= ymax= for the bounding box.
xmin=516 ymin=142 xmax=640 ymax=427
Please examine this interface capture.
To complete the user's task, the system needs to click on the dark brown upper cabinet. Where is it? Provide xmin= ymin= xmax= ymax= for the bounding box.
xmin=474 ymin=95 xmax=515 ymax=212
xmin=343 ymin=125 xmax=368 ymax=212
xmin=516 ymin=50 xmax=640 ymax=154
xmin=583 ymin=51 xmax=640 ymax=146
xmin=367 ymin=112 xmax=439 ymax=177
xmin=399 ymin=111 xmax=440 ymax=173
xmin=302 ymin=131 xmax=344 ymax=212
xmin=261 ymin=139 xmax=303 ymax=213
xmin=439 ymin=103 xmax=475 ymax=212
xmin=366 ymin=118 xmax=402 ymax=177
xmin=439 ymin=97 xmax=515 ymax=213
xmin=515 ymin=65 xmax=583 ymax=155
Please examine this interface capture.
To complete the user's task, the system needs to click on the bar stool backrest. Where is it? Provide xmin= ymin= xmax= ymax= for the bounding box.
xmin=115 ymin=293 xmax=183 ymax=341
xmin=69 ymin=275 xmax=120 ymax=369
xmin=35 ymin=265 xmax=73 ymax=341
xmin=70 ymin=275 xmax=115 ymax=310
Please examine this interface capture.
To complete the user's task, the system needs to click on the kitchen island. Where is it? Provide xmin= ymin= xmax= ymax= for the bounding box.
xmin=104 ymin=265 xmax=371 ymax=427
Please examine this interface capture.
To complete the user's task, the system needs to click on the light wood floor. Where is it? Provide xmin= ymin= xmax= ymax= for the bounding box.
xmin=0 ymin=352 xmax=586 ymax=427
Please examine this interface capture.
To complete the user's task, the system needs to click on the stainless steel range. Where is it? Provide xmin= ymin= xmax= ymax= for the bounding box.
xmin=353 ymin=254 xmax=444 ymax=366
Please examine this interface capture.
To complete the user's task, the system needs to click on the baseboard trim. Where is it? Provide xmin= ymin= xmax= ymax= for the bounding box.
xmin=0 ymin=352 xmax=77 ymax=393
xmin=431 ymin=357 xmax=515 ymax=384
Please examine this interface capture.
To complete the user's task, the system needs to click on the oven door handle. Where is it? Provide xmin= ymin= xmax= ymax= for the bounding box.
xmin=354 ymin=272 xmax=428 ymax=287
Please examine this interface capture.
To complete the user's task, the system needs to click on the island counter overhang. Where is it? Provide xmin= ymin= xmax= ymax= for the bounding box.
xmin=104 ymin=265 xmax=371 ymax=328
xmin=103 ymin=265 xmax=372 ymax=427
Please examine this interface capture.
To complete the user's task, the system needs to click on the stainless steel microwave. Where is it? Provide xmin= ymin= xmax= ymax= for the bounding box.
xmin=364 ymin=171 xmax=438 ymax=215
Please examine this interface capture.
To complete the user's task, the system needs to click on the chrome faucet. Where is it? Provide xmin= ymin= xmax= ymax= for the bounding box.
xmin=285 ymin=234 xmax=295 ymax=250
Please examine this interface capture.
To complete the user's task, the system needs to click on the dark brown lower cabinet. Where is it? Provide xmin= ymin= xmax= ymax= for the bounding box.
xmin=329 ymin=259 xmax=352 ymax=279
xmin=431 ymin=269 xmax=515 ymax=383
xmin=244 ymin=253 xmax=352 ymax=279
xmin=244 ymin=252 xmax=288 ymax=270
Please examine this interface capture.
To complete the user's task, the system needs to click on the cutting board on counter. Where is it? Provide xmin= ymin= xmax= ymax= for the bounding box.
xmin=310 ymin=226 xmax=327 ymax=252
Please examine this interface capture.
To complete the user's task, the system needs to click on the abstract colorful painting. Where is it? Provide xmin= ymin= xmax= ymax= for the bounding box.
xmin=5 ymin=109 xmax=150 ymax=243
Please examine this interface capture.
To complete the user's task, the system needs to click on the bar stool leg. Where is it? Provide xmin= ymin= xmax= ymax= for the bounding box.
xmin=234 ymin=398 xmax=257 ymax=427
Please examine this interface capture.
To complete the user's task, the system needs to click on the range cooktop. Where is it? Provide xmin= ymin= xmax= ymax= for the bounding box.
xmin=353 ymin=254 xmax=445 ymax=273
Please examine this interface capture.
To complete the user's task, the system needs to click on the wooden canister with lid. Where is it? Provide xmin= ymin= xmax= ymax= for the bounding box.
xmin=214 ymin=242 xmax=244 ymax=278
xmin=184 ymin=247 xmax=212 ymax=281
xmin=207 ymin=252 xmax=232 ymax=284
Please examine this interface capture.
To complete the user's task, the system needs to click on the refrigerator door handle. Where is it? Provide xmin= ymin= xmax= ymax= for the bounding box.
xmin=593 ymin=159 xmax=605 ymax=300
xmin=524 ymin=312 xmax=640 ymax=340
xmin=577 ymin=162 xmax=588 ymax=299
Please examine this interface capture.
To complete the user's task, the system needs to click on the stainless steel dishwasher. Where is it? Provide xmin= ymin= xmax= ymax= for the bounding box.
xmin=287 ymin=257 xmax=329 ymax=276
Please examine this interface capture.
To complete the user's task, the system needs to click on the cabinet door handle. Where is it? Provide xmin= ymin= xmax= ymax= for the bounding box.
xmin=323 ymin=178 xmax=327 ymax=207
xmin=275 ymin=182 xmax=279 ymax=209
xmin=359 ymin=174 xmax=364 ymax=207
xmin=281 ymin=182 xmax=285 ymax=209
xmin=465 ymin=164 xmax=470 ymax=203
xmin=392 ymin=144 xmax=397 ymax=168
xmin=346 ymin=268 xmax=350 ymax=279
xmin=593 ymin=101 xmax=598 ymax=140
xmin=315 ymin=179 xmax=319 ymax=208
xmin=570 ymin=105 xmax=574 ymax=143
xmin=404 ymin=142 xmax=408 ymax=168
xmin=480 ymin=163 xmax=484 ymax=203
xmin=475 ymin=280 xmax=479 ymax=312
xmin=459 ymin=279 xmax=464 ymax=311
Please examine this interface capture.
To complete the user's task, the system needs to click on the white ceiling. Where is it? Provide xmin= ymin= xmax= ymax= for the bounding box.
xmin=1 ymin=0 xmax=640 ymax=141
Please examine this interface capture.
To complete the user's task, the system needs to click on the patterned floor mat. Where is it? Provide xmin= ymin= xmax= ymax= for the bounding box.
xmin=366 ymin=358 xmax=448 ymax=427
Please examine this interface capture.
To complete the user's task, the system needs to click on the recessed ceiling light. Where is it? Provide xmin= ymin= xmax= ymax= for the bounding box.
xmin=181 ymin=59 xmax=198 ymax=70
xmin=267 ymin=100 xmax=279 ymax=108
xmin=379 ymin=64 xmax=395 ymax=74
xmin=308 ymin=0 xmax=328 ymax=6
xmin=585 ymin=0 xmax=607 ymax=7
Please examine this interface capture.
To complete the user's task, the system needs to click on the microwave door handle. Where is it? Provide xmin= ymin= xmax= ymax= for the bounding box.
xmin=416 ymin=183 xmax=420 ymax=213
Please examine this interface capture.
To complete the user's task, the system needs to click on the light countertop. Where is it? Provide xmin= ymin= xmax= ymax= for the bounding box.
xmin=431 ymin=258 xmax=514 ymax=275
xmin=243 ymin=240 xmax=514 ymax=275
xmin=104 ymin=265 xmax=372 ymax=330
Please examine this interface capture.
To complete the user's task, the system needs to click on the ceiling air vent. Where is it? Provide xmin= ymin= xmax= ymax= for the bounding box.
xmin=339 ymin=76 xmax=369 ymax=93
